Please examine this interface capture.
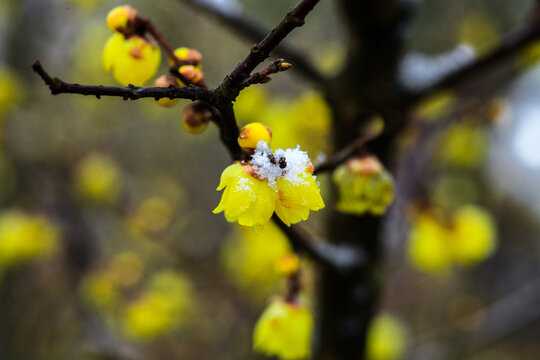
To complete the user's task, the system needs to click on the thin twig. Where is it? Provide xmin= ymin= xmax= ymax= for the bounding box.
xmin=314 ymin=134 xmax=373 ymax=175
xmin=215 ymin=0 xmax=321 ymax=102
xmin=136 ymin=16 xmax=184 ymax=67
xmin=32 ymin=61 xmax=212 ymax=102
xmin=178 ymin=0 xmax=326 ymax=85
xmin=239 ymin=58 xmax=292 ymax=90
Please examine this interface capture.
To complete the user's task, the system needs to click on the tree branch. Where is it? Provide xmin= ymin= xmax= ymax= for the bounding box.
xmin=402 ymin=16 xmax=540 ymax=107
xmin=32 ymin=61 xmax=212 ymax=102
xmin=272 ymin=215 xmax=365 ymax=273
xmin=215 ymin=0 xmax=321 ymax=101
xmin=178 ymin=0 xmax=326 ymax=85
xmin=238 ymin=58 xmax=292 ymax=90
xmin=314 ymin=133 xmax=375 ymax=175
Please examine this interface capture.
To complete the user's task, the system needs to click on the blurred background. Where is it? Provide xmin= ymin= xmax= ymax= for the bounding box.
xmin=1 ymin=0 xmax=540 ymax=359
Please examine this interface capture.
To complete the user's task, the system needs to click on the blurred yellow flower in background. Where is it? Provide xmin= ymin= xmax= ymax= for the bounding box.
xmin=123 ymin=270 xmax=193 ymax=341
xmin=72 ymin=153 xmax=123 ymax=205
xmin=0 ymin=211 xmax=59 ymax=268
xmin=0 ymin=68 xmax=23 ymax=121
xmin=407 ymin=205 xmax=497 ymax=274
xmin=235 ymin=88 xmax=331 ymax=157
xmin=222 ymin=223 xmax=293 ymax=301
xmin=366 ymin=314 xmax=408 ymax=360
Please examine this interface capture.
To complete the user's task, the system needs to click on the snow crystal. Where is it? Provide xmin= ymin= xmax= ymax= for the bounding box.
xmin=235 ymin=177 xmax=254 ymax=198
xmin=250 ymin=141 xmax=311 ymax=188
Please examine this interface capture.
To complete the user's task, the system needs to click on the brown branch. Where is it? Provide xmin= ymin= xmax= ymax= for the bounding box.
xmin=402 ymin=16 xmax=540 ymax=107
xmin=135 ymin=16 xmax=184 ymax=67
xmin=32 ymin=61 xmax=212 ymax=102
xmin=314 ymin=133 xmax=374 ymax=175
xmin=178 ymin=0 xmax=326 ymax=85
xmin=272 ymin=215 xmax=365 ymax=273
xmin=238 ymin=58 xmax=292 ymax=90
xmin=215 ymin=0 xmax=321 ymax=102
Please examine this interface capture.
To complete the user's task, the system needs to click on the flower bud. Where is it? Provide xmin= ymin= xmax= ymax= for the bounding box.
xmin=154 ymin=75 xmax=180 ymax=107
xmin=178 ymin=65 xmax=206 ymax=87
xmin=182 ymin=102 xmax=212 ymax=134
xmin=333 ymin=156 xmax=394 ymax=216
xmin=276 ymin=253 xmax=300 ymax=277
xmin=106 ymin=5 xmax=137 ymax=34
xmin=171 ymin=47 xmax=203 ymax=67
xmin=237 ymin=122 xmax=272 ymax=153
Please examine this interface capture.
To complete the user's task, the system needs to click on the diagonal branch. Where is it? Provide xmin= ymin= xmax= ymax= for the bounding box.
xmin=215 ymin=0 xmax=321 ymax=102
xmin=32 ymin=61 xmax=212 ymax=102
xmin=272 ymin=215 xmax=365 ymax=273
xmin=178 ymin=0 xmax=326 ymax=85
xmin=402 ymin=16 xmax=540 ymax=108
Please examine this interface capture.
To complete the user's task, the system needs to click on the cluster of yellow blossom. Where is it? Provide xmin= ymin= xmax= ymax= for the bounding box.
xmin=366 ymin=314 xmax=408 ymax=360
xmin=0 ymin=211 xmax=59 ymax=268
xmin=333 ymin=156 xmax=394 ymax=216
xmin=72 ymin=153 xmax=123 ymax=205
xmin=81 ymin=253 xmax=193 ymax=342
xmin=235 ymin=88 xmax=331 ymax=157
xmin=214 ymin=126 xmax=324 ymax=227
xmin=437 ymin=121 xmax=488 ymax=168
xmin=123 ymin=270 xmax=193 ymax=340
xmin=253 ymin=298 xmax=314 ymax=360
xmin=127 ymin=196 xmax=173 ymax=235
xmin=407 ymin=205 xmax=497 ymax=274
xmin=222 ymin=223 xmax=296 ymax=301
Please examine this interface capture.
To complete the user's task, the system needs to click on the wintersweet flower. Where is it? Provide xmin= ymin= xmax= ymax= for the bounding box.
xmin=213 ymin=162 xmax=277 ymax=227
xmin=366 ymin=314 xmax=408 ymax=360
xmin=214 ymin=142 xmax=324 ymax=227
xmin=275 ymin=169 xmax=324 ymax=226
xmin=102 ymin=33 xmax=161 ymax=86
xmin=333 ymin=156 xmax=394 ymax=216
xmin=253 ymin=299 xmax=313 ymax=360
xmin=407 ymin=205 xmax=497 ymax=274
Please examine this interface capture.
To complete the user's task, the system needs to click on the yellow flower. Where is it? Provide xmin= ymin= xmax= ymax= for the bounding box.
xmin=275 ymin=170 xmax=324 ymax=226
xmin=213 ymin=163 xmax=276 ymax=227
xmin=0 ymin=67 xmax=23 ymax=120
xmin=253 ymin=299 xmax=313 ymax=360
xmin=366 ymin=314 xmax=408 ymax=360
xmin=450 ymin=205 xmax=496 ymax=265
xmin=407 ymin=205 xmax=497 ymax=274
xmin=123 ymin=270 xmax=193 ymax=340
xmin=222 ymin=223 xmax=293 ymax=301
xmin=333 ymin=156 xmax=394 ymax=216
xmin=214 ymin=144 xmax=324 ymax=227
xmin=72 ymin=153 xmax=122 ymax=205
xmin=171 ymin=47 xmax=203 ymax=68
xmin=106 ymin=5 xmax=137 ymax=33
xmin=407 ymin=212 xmax=453 ymax=273
xmin=102 ymin=33 xmax=161 ymax=86
xmin=153 ymin=74 xmax=180 ymax=107
xmin=0 ymin=211 xmax=59 ymax=267
xmin=437 ymin=121 xmax=488 ymax=167
xmin=238 ymin=122 xmax=273 ymax=153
